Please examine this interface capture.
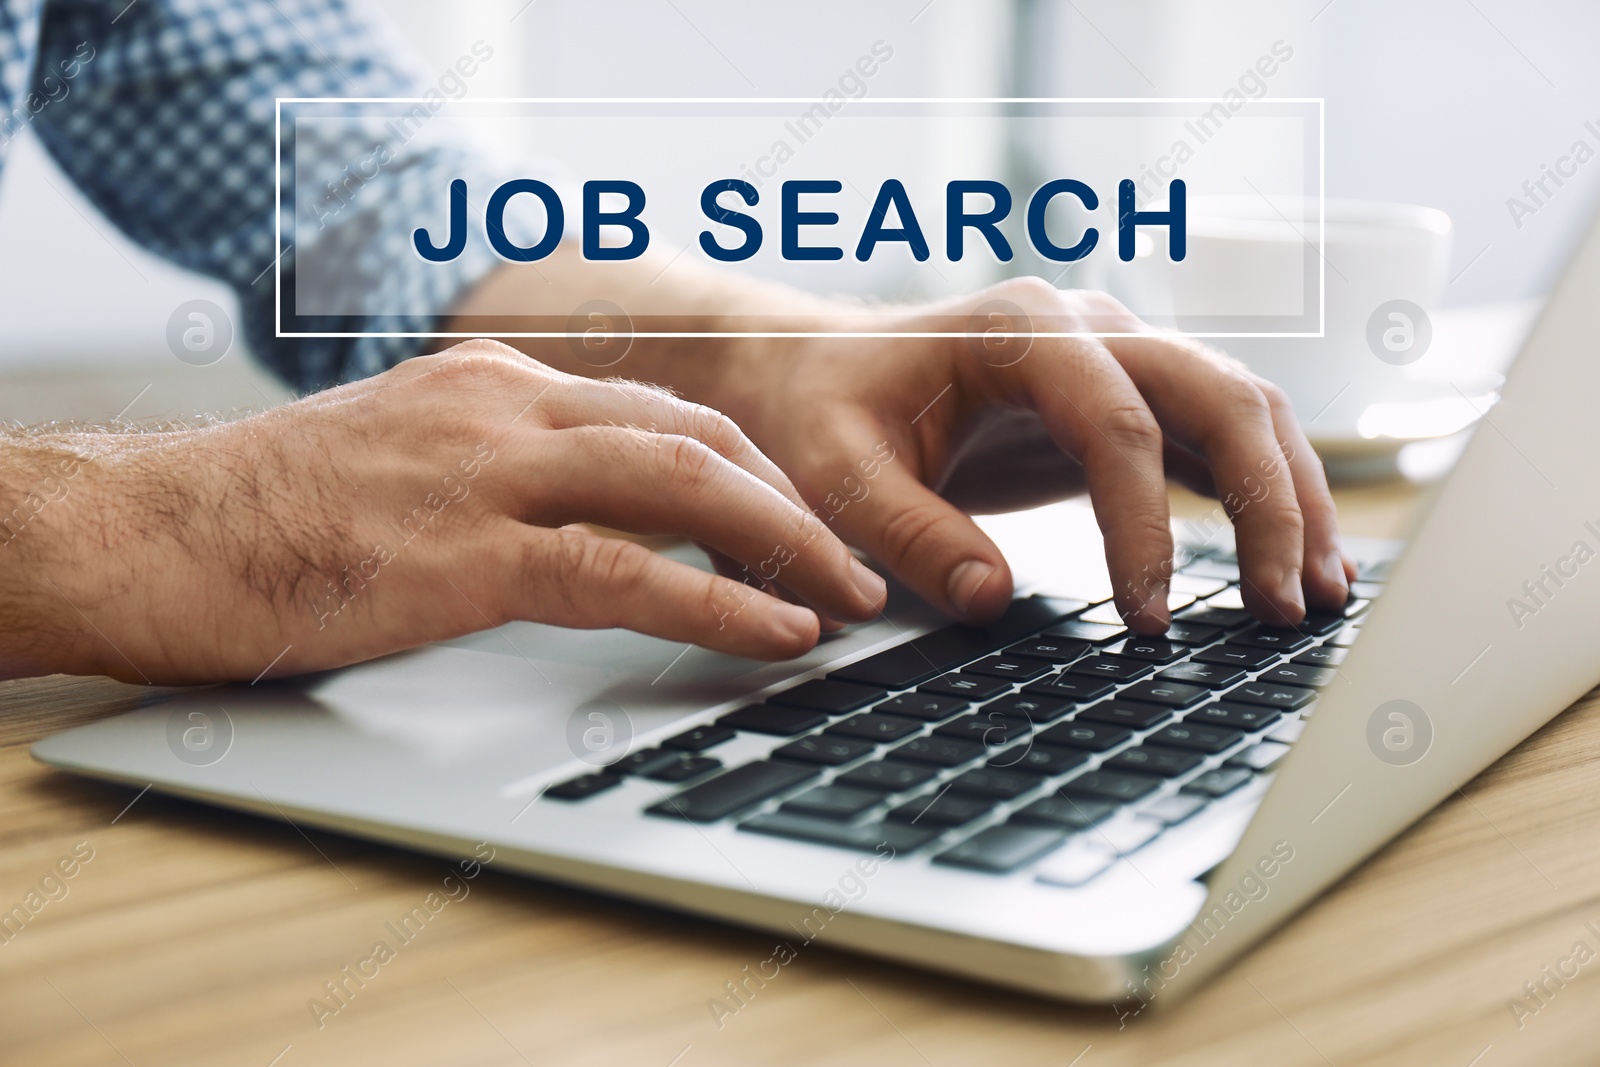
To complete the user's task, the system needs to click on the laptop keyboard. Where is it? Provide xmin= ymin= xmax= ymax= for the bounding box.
xmin=541 ymin=549 xmax=1377 ymax=886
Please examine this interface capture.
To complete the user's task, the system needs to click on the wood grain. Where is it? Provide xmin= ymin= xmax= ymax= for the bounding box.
xmin=5 ymin=483 xmax=1598 ymax=1066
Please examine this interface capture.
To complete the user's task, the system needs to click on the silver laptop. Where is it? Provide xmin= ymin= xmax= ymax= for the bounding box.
xmin=33 ymin=214 xmax=1600 ymax=1006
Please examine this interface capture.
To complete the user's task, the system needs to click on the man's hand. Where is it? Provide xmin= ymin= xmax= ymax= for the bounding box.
xmin=735 ymin=280 xmax=1354 ymax=633
xmin=457 ymin=257 xmax=1353 ymax=635
xmin=0 ymin=341 xmax=886 ymax=684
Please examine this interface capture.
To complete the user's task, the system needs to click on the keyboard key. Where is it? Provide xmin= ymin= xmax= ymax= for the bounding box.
xmin=1259 ymin=663 xmax=1336 ymax=688
xmin=543 ymin=772 xmax=623 ymax=801
xmin=1011 ymin=795 xmax=1117 ymax=831
xmin=1044 ymin=620 xmax=1127 ymax=644
xmin=828 ymin=597 xmax=1082 ymax=689
xmin=1170 ymin=573 xmax=1228 ymax=597
xmin=772 ymin=735 xmax=877 ymax=766
xmin=947 ymin=767 xmax=1044 ymax=800
xmin=919 ymin=673 xmax=1013 ymax=701
xmin=647 ymin=761 xmax=819 ymax=822
xmin=1326 ymin=624 xmax=1361 ymax=648
xmin=780 ymin=785 xmax=884 ymax=819
xmin=1344 ymin=597 xmax=1373 ymax=618
xmin=888 ymin=792 xmax=993 ymax=828
xmin=768 ymin=679 xmax=885 ymax=714
xmin=1077 ymin=701 xmax=1173 ymax=730
xmin=1163 ymin=621 xmax=1224 ymax=646
xmin=826 ymin=712 xmax=925 ymax=743
xmin=1112 ymin=637 xmax=1187 ymax=664
xmin=1059 ymin=770 xmax=1162 ymax=804
xmin=740 ymin=813 xmax=940 ymax=853
xmin=1356 ymin=559 xmax=1390 ymax=582
xmin=1182 ymin=557 xmax=1239 ymax=581
xmin=720 ymin=705 xmax=828 ymax=737
xmin=1203 ymin=588 xmax=1246 ymax=610
xmin=1022 ymin=675 xmax=1116 ymax=704
xmin=1223 ymin=682 xmax=1317 ymax=710
xmin=1182 ymin=766 xmax=1253 ymax=798
xmin=1296 ymin=610 xmax=1348 ymax=636
xmin=892 ymin=736 xmax=986 ymax=767
xmin=1267 ymin=718 xmax=1304 ymax=744
xmin=1091 ymin=814 xmax=1165 ymax=853
xmin=643 ymin=756 xmax=723 ymax=782
xmin=1077 ymin=602 xmax=1129 ymax=626
xmin=965 ymin=655 xmax=1054 ymax=683
xmin=1143 ymin=793 xmax=1206 ymax=825
xmin=982 ymin=694 xmax=1073 ymax=725
xmin=1186 ymin=702 xmax=1281 ymax=733
xmin=934 ymin=713 xmax=1033 ymax=747
xmin=988 ymin=743 xmax=1090 ymax=777
xmin=1034 ymin=839 xmax=1115 ymax=886
xmin=1156 ymin=661 xmax=1247 ymax=689
xmin=876 ymin=694 xmax=969 ymax=722
xmin=661 ymin=724 xmax=737 ymax=753
xmin=1193 ymin=644 xmax=1279 ymax=670
xmin=608 ymin=748 xmax=685 ymax=776
xmin=1005 ymin=637 xmax=1093 ymax=663
xmin=1066 ymin=655 xmax=1153 ymax=682
xmin=1036 ymin=720 xmax=1133 ymax=752
xmin=1350 ymin=580 xmax=1384 ymax=600
xmin=1178 ymin=605 xmax=1251 ymax=629
xmin=835 ymin=759 xmax=939 ymax=793
xmin=1107 ymin=745 xmax=1204 ymax=777
xmin=1229 ymin=741 xmax=1291 ymax=770
xmin=1118 ymin=680 xmax=1210 ymax=708
xmin=1149 ymin=721 xmax=1246 ymax=754
xmin=935 ymin=826 xmax=1065 ymax=873
xmin=1231 ymin=626 xmax=1314 ymax=653
xmin=1293 ymin=645 xmax=1347 ymax=667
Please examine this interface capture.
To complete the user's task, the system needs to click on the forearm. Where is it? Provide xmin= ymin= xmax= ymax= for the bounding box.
xmin=0 ymin=429 xmax=108 ymax=679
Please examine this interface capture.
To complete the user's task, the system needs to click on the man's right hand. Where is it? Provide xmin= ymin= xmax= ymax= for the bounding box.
xmin=0 ymin=340 xmax=887 ymax=684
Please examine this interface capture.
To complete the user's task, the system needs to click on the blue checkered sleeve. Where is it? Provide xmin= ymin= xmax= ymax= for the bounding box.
xmin=29 ymin=0 xmax=502 ymax=392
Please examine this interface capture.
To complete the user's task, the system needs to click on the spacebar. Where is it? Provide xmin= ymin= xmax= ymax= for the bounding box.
xmin=645 ymin=761 xmax=819 ymax=823
xmin=830 ymin=596 xmax=1082 ymax=689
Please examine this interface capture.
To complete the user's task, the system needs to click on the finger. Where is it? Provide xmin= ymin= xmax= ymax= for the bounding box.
xmin=697 ymin=540 xmax=846 ymax=632
xmin=1000 ymin=334 xmax=1174 ymax=632
xmin=492 ymin=525 xmax=821 ymax=659
xmin=1101 ymin=334 xmax=1310 ymax=626
xmin=1254 ymin=377 xmax=1351 ymax=608
xmin=518 ymin=425 xmax=885 ymax=621
xmin=544 ymin=376 xmax=814 ymax=515
xmin=827 ymin=453 xmax=1016 ymax=623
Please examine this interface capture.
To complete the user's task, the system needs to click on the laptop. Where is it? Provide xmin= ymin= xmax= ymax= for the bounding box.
xmin=32 ymin=214 xmax=1600 ymax=1006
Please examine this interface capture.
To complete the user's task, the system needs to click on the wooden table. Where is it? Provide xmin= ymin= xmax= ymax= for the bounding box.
xmin=6 ymin=480 xmax=1600 ymax=1067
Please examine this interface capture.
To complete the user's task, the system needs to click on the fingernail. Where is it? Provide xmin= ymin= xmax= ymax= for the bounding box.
xmin=1322 ymin=552 xmax=1349 ymax=596
xmin=768 ymin=601 xmax=818 ymax=645
xmin=1278 ymin=568 xmax=1306 ymax=619
xmin=848 ymin=558 xmax=888 ymax=611
xmin=947 ymin=560 xmax=995 ymax=616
